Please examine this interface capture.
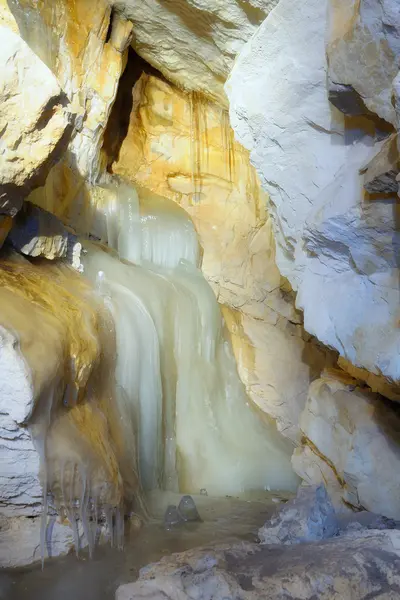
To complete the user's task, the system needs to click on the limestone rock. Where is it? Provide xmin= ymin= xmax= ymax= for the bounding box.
xmin=337 ymin=358 xmax=400 ymax=403
xmin=292 ymin=372 xmax=400 ymax=519
xmin=327 ymin=0 xmax=400 ymax=125
xmin=0 ymin=0 xmax=132 ymax=229
xmin=9 ymin=202 xmax=68 ymax=260
xmin=8 ymin=202 xmax=82 ymax=268
xmin=115 ymin=0 xmax=279 ymax=105
xmin=223 ymin=307 xmax=336 ymax=444
xmin=0 ymin=26 xmax=73 ymax=216
xmin=0 ymin=321 xmax=48 ymax=519
xmin=362 ymin=133 xmax=399 ymax=194
xmin=226 ymin=0 xmax=400 ymax=384
xmin=2 ymin=0 xmax=129 ymax=182
xmin=0 ymin=516 xmax=77 ymax=568
xmin=258 ymin=485 xmax=338 ymax=545
xmin=117 ymin=529 xmax=400 ymax=600
xmin=0 ymin=259 xmax=129 ymax=565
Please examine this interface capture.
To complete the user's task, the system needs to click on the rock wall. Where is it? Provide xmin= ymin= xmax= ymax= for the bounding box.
xmin=0 ymin=0 xmax=133 ymax=227
xmin=0 ymin=26 xmax=73 ymax=219
xmin=226 ymin=0 xmax=400 ymax=392
xmin=114 ymin=0 xmax=279 ymax=105
xmin=0 ymin=256 xmax=131 ymax=566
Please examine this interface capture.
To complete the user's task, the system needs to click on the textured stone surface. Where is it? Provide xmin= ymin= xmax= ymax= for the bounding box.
xmin=0 ymin=515 xmax=77 ymax=568
xmin=0 ymin=26 xmax=73 ymax=216
xmin=9 ymin=202 xmax=68 ymax=260
xmin=327 ymin=0 xmax=400 ymax=125
xmin=226 ymin=0 xmax=400 ymax=385
xmin=116 ymin=0 xmax=278 ymax=105
xmin=117 ymin=529 xmax=400 ymax=600
xmin=223 ymin=307 xmax=335 ymax=443
xmin=8 ymin=202 xmax=82 ymax=267
xmin=0 ymin=0 xmax=133 ymax=227
xmin=0 ymin=316 xmax=54 ymax=519
xmin=108 ymin=72 xmax=334 ymax=443
xmin=258 ymin=485 xmax=338 ymax=545
xmin=3 ymin=0 xmax=130 ymax=181
xmin=292 ymin=371 xmax=400 ymax=519
xmin=362 ymin=133 xmax=399 ymax=193
xmin=0 ymin=216 xmax=12 ymax=249
xmin=0 ymin=259 xmax=128 ymax=566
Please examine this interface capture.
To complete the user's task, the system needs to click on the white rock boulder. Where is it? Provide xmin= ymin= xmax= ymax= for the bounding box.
xmin=292 ymin=372 xmax=400 ymax=519
xmin=226 ymin=0 xmax=400 ymax=384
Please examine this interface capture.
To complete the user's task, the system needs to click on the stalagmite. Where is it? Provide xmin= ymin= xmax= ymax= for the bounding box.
xmin=83 ymin=180 xmax=298 ymax=496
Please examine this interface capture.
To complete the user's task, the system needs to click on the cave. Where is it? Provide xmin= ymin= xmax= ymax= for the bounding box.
xmin=1 ymin=1 xmax=400 ymax=599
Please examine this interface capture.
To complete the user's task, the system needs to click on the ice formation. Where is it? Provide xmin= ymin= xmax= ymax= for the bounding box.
xmin=83 ymin=180 xmax=298 ymax=496
xmin=0 ymin=253 xmax=141 ymax=562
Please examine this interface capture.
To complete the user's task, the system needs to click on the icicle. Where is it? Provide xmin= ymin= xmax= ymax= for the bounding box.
xmin=82 ymin=183 xmax=299 ymax=497
xmin=79 ymin=465 xmax=93 ymax=557
xmin=27 ymin=387 xmax=56 ymax=570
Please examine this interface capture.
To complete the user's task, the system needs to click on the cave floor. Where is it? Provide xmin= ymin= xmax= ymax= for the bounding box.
xmin=0 ymin=491 xmax=290 ymax=600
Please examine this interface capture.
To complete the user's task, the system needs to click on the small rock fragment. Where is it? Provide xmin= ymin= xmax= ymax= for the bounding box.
xmin=9 ymin=202 xmax=68 ymax=260
xmin=8 ymin=202 xmax=82 ymax=270
xmin=164 ymin=505 xmax=184 ymax=530
xmin=178 ymin=495 xmax=201 ymax=523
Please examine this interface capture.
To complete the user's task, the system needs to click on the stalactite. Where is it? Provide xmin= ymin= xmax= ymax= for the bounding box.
xmin=0 ymin=256 xmax=143 ymax=562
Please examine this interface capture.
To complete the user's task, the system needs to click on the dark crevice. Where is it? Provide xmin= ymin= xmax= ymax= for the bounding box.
xmin=105 ymin=9 xmax=114 ymax=43
xmin=102 ymin=47 xmax=167 ymax=171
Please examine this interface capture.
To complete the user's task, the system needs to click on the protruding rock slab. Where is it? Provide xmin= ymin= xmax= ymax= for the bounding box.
xmin=258 ymin=484 xmax=338 ymax=545
xmin=8 ymin=201 xmax=82 ymax=268
xmin=117 ymin=0 xmax=279 ymax=104
xmin=362 ymin=133 xmax=399 ymax=194
xmin=0 ymin=27 xmax=74 ymax=216
xmin=327 ymin=0 xmax=400 ymax=125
